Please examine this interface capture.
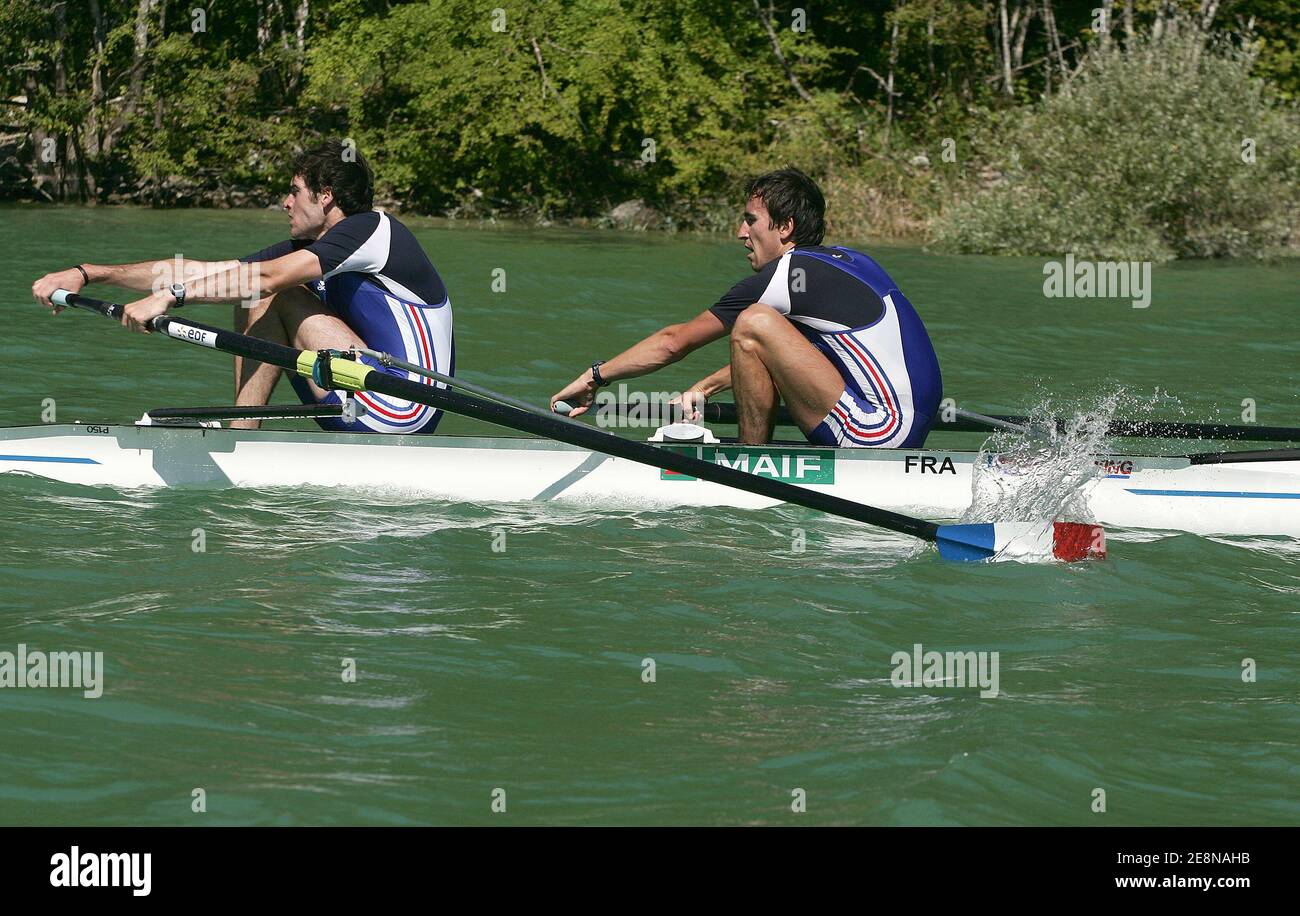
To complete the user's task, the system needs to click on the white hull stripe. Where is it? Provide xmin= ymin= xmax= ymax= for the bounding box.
xmin=827 ymin=335 xmax=901 ymax=442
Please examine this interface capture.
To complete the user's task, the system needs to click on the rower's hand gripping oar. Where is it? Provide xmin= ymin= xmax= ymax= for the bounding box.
xmin=51 ymin=289 xmax=1106 ymax=563
xmin=50 ymin=289 xmax=122 ymax=320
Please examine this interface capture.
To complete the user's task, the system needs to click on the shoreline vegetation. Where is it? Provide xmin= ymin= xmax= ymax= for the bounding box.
xmin=2 ymin=1 xmax=1297 ymax=261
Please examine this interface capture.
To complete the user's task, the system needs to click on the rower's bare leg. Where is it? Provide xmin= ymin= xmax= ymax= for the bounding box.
xmin=729 ymin=303 xmax=846 ymax=444
xmin=730 ymin=333 xmax=781 ymax=443
xmin=230 ymin=286 xmax=367 ymax=429
xmin=231 ymin=295 xmax=282 ymax=428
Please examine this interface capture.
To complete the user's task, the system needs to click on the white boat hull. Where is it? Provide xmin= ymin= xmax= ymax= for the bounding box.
xmin=2 ymin=424 xmax=1298 ymax=537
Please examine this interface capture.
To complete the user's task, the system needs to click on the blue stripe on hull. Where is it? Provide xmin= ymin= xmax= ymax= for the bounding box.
xmin=1127 ymin=488 xmax=1300 ymax=499
xmin=0 ymin=454 xmax=101 ymax=465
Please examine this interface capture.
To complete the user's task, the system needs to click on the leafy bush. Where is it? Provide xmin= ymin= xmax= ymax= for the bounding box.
xmin=934 ymin=20 xmax=1300 ymax=261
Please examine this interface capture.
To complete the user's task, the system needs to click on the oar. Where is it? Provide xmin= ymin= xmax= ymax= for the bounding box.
xmin=50 ymin=289 xmax=1104 ymax=563
xmin=699 ymin=401 xmax=1297 ymax=442
xmin=934 ymin=410 xmax=1300 ymax=442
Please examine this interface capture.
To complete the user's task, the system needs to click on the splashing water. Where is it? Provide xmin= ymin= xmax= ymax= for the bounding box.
xmin=962 ymin=390 xmax=1172 ymax=525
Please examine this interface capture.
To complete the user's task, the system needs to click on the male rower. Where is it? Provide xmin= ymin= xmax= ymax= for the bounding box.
xmin=550 ymin=167 xmax=942 ymax=447
xmin=31 ymin=140 xmax=454 ymax=434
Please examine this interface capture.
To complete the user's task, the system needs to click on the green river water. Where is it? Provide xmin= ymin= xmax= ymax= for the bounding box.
xmin=0 ymin=204 xmax=1297 ymax=825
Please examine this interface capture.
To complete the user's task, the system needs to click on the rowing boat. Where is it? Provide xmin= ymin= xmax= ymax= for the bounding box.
xmin=3 ymin=421 xmax=1297 ymax=537
xmin=21 ymin=287 xmax=1300 ymax=560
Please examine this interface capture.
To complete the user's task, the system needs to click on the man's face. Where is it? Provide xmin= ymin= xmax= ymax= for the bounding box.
xmin=737 ymin=195 xmax=795 ymax=271
xmin=283 ymin=175 xmax=331 ymax=239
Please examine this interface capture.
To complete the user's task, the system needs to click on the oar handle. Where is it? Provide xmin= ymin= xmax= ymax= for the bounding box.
xmin=51 ymin=289 xmax=123 ymax=320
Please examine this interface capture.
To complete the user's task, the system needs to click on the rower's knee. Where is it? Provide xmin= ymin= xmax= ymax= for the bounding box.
xmin=732 ymin=303 xmax=781 ymax=348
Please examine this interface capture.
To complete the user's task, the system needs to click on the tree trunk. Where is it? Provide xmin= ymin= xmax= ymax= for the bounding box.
xmin=153 ymin=0 xmax=168 ymax=206
xmin=927 ymin=13 xmax=935 ymax=84
xmin=26 ymin=49 xmax=55 ymax=202
xmin=102 ymin=0 xmax=158 ymax=161
xmin=1041 ymin=0 xmax=1070 ymax=83
xmin=885 ymin=18 xmax=899 ymax=145
xmin=999 ymin=0 xmax=1014 ymax=95
xmin=53 ymin=2 xmax=69 ymax=200
xmin=87 ymin=0 xmax=107 ymax=194
xmin=294 ymin=0 xmax=309 ymax=55
xmin=289 ymin=0 xmax=310 ymax=90
xmin=1099 ymin=0 xmax=1115 ymax=52
xmin=1012 ymin=1 xmax=1034 ymax=72
xmin=257 ymin=0 xmax=278 ymax=53
xmin=1199 ymin=0 xmax=1221 ymax=30
xmin=753 ymin=0 xmax=815 ymax=104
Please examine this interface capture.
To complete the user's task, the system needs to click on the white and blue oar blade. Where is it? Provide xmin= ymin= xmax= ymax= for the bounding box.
xmin=935 ymin=521 xmax=1106 ymax=563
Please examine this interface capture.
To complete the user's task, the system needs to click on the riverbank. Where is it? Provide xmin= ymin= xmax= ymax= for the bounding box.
xmin=6 ymin=6 xmax=1296 ymax=261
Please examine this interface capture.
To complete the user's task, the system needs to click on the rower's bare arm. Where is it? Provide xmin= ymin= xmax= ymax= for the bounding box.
xmin=689 ymin=364 xmax=732 ymax=398
xmin=114 ymin=250 xmax=324 ymax=334
xmin=596 ymin=310 xmax=729 ymax=378
xmin=33 ymin=257 xmax=229 ymax=307
xmin=181 ymin=249 xmax=322 ymax=303
xmin=550 ymin=310 xmax=727 ymax=416
xmin=667 ymin=365 xmax=730 ymax=421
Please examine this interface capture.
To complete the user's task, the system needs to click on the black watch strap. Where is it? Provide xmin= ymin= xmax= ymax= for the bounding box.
xmin=72 ymin=265 xmax=89 ymax=285
xmin=591 ymin=360 xmax=611 ymax=387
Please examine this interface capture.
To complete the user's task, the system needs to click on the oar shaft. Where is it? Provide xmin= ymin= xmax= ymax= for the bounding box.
xmin=1102 ymin=419 xmax=1300 ymax=442
xmin=50 ymin=293 xmax=939 ymax=542
xmin=51 ymin=291 xmax=122 ymax=320
xmin=709 ymin=400 xmax=1297 ymax=443
xmin=353 ymin=346 xmax=560 ymax=421
xmin=167 ymin=315 xmax=938 ymax=540
xmin=954 ymin=408 xmax=1030 ymax=434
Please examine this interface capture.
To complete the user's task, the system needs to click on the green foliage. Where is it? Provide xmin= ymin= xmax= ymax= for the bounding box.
xmin=1 ymin=1 xmax=1296 ymax=258
xmin=934 ymin=24 xmax=1300 ymax=260
xmin=302 ymin=0 xmax=789 ymax=217
xmin=126 ymin=38 xmax=301 ymax=195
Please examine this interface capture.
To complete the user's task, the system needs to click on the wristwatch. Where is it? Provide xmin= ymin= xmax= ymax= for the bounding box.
xmin=168 ymin=282 xmax=186 ymax=308
xmin=590 ymin=360 xmax=611 ymax=387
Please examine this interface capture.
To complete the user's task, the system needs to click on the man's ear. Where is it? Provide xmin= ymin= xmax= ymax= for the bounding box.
xmin=317 ymin=186 xmax=336 ymax=211
xmin=778 ymin=218 xmax=797 ymax=244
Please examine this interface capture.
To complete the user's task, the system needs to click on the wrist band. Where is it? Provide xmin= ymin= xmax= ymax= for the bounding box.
xmin=73 ymin=265 xmax=89 ymax=285
xmin=591 ymin=360 xmax=610 ymax=388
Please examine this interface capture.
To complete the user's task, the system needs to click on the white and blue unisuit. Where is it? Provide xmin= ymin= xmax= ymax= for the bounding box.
xmin=709 ymin=246 xmax=942 ymax=448
xmin=242 ymin=211 xmax=454 ymax=434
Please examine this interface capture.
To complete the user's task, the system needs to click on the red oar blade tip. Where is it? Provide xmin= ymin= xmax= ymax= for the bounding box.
xmin=1050 ymin=521 xmax=1106 ymax=562
xmin=935 ymin=521 xmax=1106 ymax=563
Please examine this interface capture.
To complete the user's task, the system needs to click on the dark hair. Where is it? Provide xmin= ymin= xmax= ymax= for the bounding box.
xmin=291 ymin=140 xmax=374 ymax=215
xmin=744 ymin=166 xmax=826 ymax=246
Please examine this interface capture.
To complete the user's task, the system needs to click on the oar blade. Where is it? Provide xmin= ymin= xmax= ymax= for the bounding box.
xmin=935 ymin=521 xmax=1106 ymax=563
